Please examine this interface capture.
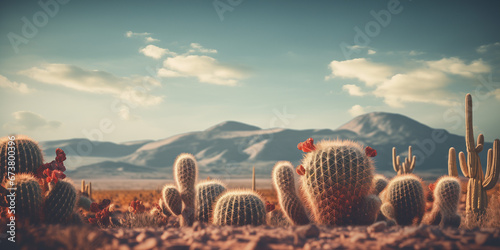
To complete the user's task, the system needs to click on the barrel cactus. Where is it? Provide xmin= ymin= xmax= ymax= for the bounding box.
xmin=3 ymin=173 xmax=42 ymax=223
xmin=296 ymin=138 xmax=380 ymax=225
xmin=174 ymin=153 xmax=198 ymax=226
xmin=212 ymin=190 xmax=266 ymax=226
xmin=0 ymin=135 xmax=44 ymax=182
xmin=272 ymin=161 xmax=310 ymax=225
xmin=380 ymin=174 xmax=425 ymax=225
xmin=43 ymin=179 xmax=77 ymax=224
xmin=195 ymin=180 xmax=227 ymax=223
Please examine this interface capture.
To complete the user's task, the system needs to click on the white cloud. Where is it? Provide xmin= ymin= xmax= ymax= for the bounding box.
xmin=348 ymin=105 xmax=366 ymax=117
xmin=3 ymin=111 xmax=61 ymax=131
xmin=125 ymin=31 xmax=151 ymax=38
xmin=373 ymin=70 xmax=458 ymax=107
xmin=0 ymin=74 xmax=34 ymax=93
xmin=159 ymin=55 xmax=245 ymax=86
xmin=19 ymin=64 xmax=163 ymax=106
xmin=426 ymin=57 xmax=490 ymax=78
xmin=326 ymin=58 xmax=392 ymax=86
xmin=409 ymin=50 xmax=425 ymax=56
xmin=139 ymin=45 xmax=175 ymax=59
xmin=188 ymin=43 xmax=217 ymax=54
xmin=492 ymin=89 xmax=500 ymax=101
xmin=476 ymin=42 xmax=500 ymax=53
xmin=145 ymin=37 xmax=160 ymax=43
xmin=367 ymin=49 xmax=376 ymax=55
xmin=342 ymin=84 xmax=366 ymax=96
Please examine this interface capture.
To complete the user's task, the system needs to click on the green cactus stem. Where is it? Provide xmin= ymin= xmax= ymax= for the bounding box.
xmin=212 ymin=190 xmax=266 ymax=226
xmin=392 ymin=146 xmax=416 ymax=175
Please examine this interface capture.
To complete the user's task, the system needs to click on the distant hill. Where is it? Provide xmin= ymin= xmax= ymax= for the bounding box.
xmin=41 ymin=112 xmax=493 ymax=181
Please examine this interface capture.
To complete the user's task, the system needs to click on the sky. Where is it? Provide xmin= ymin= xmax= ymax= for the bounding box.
xmin=0 ymin=0 xmax=499 ymax=143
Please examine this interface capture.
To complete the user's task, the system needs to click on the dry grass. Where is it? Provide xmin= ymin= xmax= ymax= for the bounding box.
xmin=92 ymin=188 xmax=280 ymax=213
xmin=92 ymin=182 xmax=500 ymax=228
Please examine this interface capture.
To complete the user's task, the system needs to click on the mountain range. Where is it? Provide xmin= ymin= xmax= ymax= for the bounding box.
xmin=38 ymin=112 xmax=494 ymax=181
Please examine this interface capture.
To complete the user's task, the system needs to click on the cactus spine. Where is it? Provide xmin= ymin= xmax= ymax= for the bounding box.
xmin=459 ymin=94 xmax=499 ymax=223
xmin=43 ymin=180 xmax=77 ymax=224
xmin=392 ymin=146 xmax=416 ymax=175
xmin=0 ymin=135 xmax=44 ymax=182
xmin=3 ymin=173 xmax=42 ymax=223
xmin=423 ymin=176 xmax=461 ymax=227
xmin=272 ymin=161 xmax=310 ymax=225
xmin=195 ymin=180 xmax=227 ymax=223
xmin=174 ymin=153 xmax=198 ymax=226
xmin=161 ymin=184 xmax=182 ymax=216
xmin=212 ymin=190 xmax=266 ymax=226
xmin=300 ymin=140 xmax=378 ymax=225
xmin=380 ymin=174 xmax=425 ymax=225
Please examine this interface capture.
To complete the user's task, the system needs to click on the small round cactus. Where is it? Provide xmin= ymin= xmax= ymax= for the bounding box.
xmin=174 ymin=153 xmax=198 ymax=226
xmin=3 ymin=173 xmax=42 ymax=223
xmin=0 ymin=135 xmax=44 ymax=183
xmin=195 ymin=180 xmax=227 ymax=223
xmin=212 ymin=190 xmax=266 ymax=226
xmin=161 ymin=184 xmax=182 ymax=216
xmin=272 ymin=161 xmax=310 ymax=225
xmin=423 ymin=176 xmax=461 ymax=227
xmin=43 ymin=179 xmax=77 ymax=224
xmin=373 ymin=174 xmax=389 ymax=195
xmin=380 ymin=174 xmax=425 ymax=225
xmin=299 ymin=139 xmax=376 ymax=225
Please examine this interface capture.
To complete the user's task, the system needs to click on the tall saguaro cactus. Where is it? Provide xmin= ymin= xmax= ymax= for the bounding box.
xmin=458 ymin=94 xmax=499 ymax=222
xmin=392 ymin=146 xmax=416 ymax=175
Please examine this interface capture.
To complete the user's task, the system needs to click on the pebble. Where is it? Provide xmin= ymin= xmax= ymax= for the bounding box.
xmin=367 ymin=221 xmax=387 ymax=233
xmin=474 ymin=233 xmax=490 ymax=245
xmin=134 ymin=237 xmax=159 ymax=250
xmin=295 ymin=224 xmax=320 ymax=239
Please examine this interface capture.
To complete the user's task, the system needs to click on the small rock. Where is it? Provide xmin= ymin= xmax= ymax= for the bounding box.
xmin=428 ymin=227 xmax=445 ymax=240
xmin=475 ymin=233 xmax=490 ymax=245
xmin=134 ymin=237 xmax=159 ymax=250
xmin=136 ymin=232 xmax=148 ymax=243
xmin=295 ymin=224 xmax=320 ymax=239
xmin=193 ymin=221 xmax=205 ymax=231
xmin=161 ymin=232 xmax=178 ymax=240
xmin=164 ymin=244 xmax=190 ymax=250
xmin=350 ymin=232 xmax=368 ymax=243
xmin=367 ymin=221 xmax=387 ymax=233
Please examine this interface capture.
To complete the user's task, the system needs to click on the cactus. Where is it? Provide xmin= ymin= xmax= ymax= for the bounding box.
xmin=174 ymin=153 xmax=198 ymax=226
xmin=299 ymin=139 xmax=379 ymax=225
xmin=372 ymin=174 xmax=389 ymax=195
xmin=392 ymin=146 xmax=416 ymax=175
xmin=195 ymin=180 xmax=227 ymax=223
xmin=272 ymin=161 xmax=310 ymax=225
xmin=0 ymin=135 xmax=44 ymax=182
xmin=77 ymin=195 xmax=93 ymax=211
xmin=212 ymin=190 xmax=266 ymax=226
xmin=43 ymin=179 xmax=77 ymax=224
xmin=380 ymin=174 xmax=425 ymax=225
xmin=81 ymin=179 xmax=92 ymax=200
xmin=158 ymin=198 xmax=171 ymax=217
xmin=161 ymin=184 xmax=182 ymax=216
xmin=3 ymin=173 xmax=42 ymax=223
xmin=458 ymin=94 xmax=500 ymax=223
xmin=423 ymin=176 xmax=461 ymax=227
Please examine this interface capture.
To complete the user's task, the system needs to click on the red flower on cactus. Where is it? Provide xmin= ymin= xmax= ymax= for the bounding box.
xmin=90 ymin=199 xmax=111 ymax=213
xmin=296 ymin=165 xmax=305 ymax=176
xmin=129 ymin=200 xmax=146 ymax=214
xmin=43 ymin=169 xmax=66 ymax=184
xmin=36 ymin=148 xmax=67 ymax=180
xmin=265 ymin=201 xmax=275 ymax=212
xmin=55 ymin=148 xmax=66 ymax=163
xmin=365 ymin=146 xmax=377 ymax=157
xmin=297 ymin=138 xmax=316 ymax=152
xmin=88 ymin=199 xmax=114 ymax=226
